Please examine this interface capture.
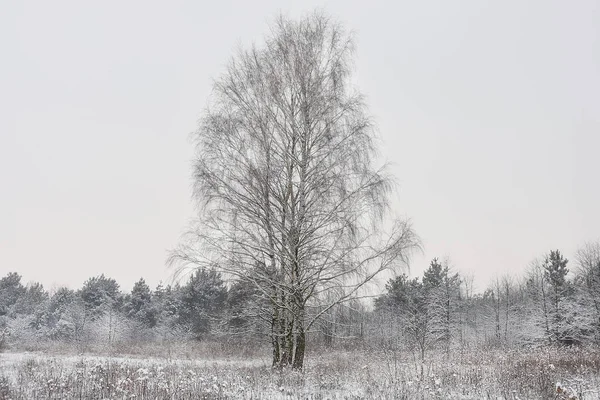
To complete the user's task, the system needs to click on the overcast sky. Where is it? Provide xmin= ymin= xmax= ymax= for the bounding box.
xmin=1 ymin=0 xmax=598 ymax=292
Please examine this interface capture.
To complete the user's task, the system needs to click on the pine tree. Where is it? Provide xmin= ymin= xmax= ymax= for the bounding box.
xmin=126 ymin=278 xmax=157 ymax=328
xmin=543 ymin=250 xmax=572 ymax=343
xmin=79 ymin=274 xmax=122 ymax=319
xmin=0 ymin=273 xmax=26 ymax=316
xmin=178 ymin=269 xmax=227 ymax=338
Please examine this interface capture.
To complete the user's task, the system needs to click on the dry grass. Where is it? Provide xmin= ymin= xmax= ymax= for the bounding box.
xmin=1 ymin=346 xmax=600 ymax=399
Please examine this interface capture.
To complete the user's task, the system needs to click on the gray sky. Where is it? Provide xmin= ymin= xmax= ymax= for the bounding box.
xmin=1 ymin=0 xmax=598 ymax=293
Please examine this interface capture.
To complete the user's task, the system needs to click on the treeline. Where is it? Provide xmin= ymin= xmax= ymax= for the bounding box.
xmin=0 ymin=269 xmax=262 ymax=352
xmin=1 ymin=242 xmax=599 ymax=355
xmin=368 ymin=243 xmax=600 ymax=360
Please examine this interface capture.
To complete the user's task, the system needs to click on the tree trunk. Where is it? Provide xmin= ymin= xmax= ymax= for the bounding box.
xmin=540 ymin=278 xmax=551 ymax=343
xmin=271 ymin=303 xmax=280 ymax=367
xmin=495 ymin=293 xmax=501 ymax=342
xmin=292 ymin=327 xmax=306 ymax=370
xmin=504 ymin=284 xmax=509 ymax=343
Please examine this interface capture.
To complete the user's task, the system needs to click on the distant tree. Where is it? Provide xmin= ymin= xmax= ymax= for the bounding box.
xmin=0 ymin=320 xmax=7 ymax=351
xmin=125 ymin=278 xmax=157 ymax=328
xmin=544 ymin=251 xmax=569 ymax=295
xmin=576 ymin=241 xmax=600 ymax=342
xmin=423 ymin=258 xmax=444 ymax=288
xmin=12 ymin=282 xmax=47 ymax=313
xmin=543 ymin=250 xmax=572 ymax=343
xmin=455 ymin=274 xmax=478 ymax=348
xmin=313 ymin=292 xmax=367 ymax=348
xmin=43 ymin=287 xmax=79 ymax=340
xmin=375 ymin=258 xmax=462 ymax=358
xmin=178 ymin=269 xmax=227 ymax=338
xmin=154 ymin=282 xmax=166 ymax=303
xmin=519 ymin=258 xmax=554 ymax=344
xmin=483 ymin=275 xmax=518 ymax=346
xmin=314 ymin=291 xmax=341 ymax=348
xmin=0 ymin=273 xmax=26 ymax=316
xmin=79 ymin=275 xmax=124 ymax=344
xmin=376 ymin=274 xmax=430 ymax=363
xmin=12 ymin=282 xmax=49 ymax=329
xmin=490 ymin=279 xmax=503 ymax=343
xmin=501 ymin=276 xmax=513 ymax=343
xmin=46 ymin=288 xmax=76 ymax=323
xmin=423 ymin=258 xmax=460 ymax=354
xmin=226 ymin=278 xmax=265 ymax=335
xmin=79 ymin=275 xmax=122 ymax=319
xmin=154 ymin=283 xmax=182 ymax=328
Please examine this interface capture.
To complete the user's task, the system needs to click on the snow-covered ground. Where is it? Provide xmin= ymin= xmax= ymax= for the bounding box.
xmin=1 ymin=348 xmax=599 ymax=399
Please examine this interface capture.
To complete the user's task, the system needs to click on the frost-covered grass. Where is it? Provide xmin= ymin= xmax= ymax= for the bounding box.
xmin=1 ymin=346 xmax=600 ymax=399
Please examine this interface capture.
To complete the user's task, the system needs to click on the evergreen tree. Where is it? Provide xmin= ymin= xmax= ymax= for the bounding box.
xmin=423 ymin=258 xmax=444 ymax=289
xmin=43 ymin=287 xmax=78 ymax=339
xmin=12 ymin=282 xmax=48 ymax=315
xmin=544 ymin=250 xmax=569 ymax=291
xmin=543 ymin=250 xmax=571 ymax=342
xmin=422 ymin=258 xmax=461 ymax=352
xmin=0 ymin=273 xmax=26 ymax=316
xmin=79 ymin=275 xmax=122 ymax=320
xmin=125 ymin=278 xmax=157 ymax=328
xmin=226 ymin=279 xmax=262 ymax=332
xmin=178 ymin=269 xmax=227 ymax=338
xmin=12 ymin=282 xmax=49 ymax=329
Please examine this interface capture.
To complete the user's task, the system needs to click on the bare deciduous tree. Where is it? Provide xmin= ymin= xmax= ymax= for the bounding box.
xmin=576 ymin=241 xmax=600 ymax=342
xmin=170 ymin=12 xmax=418 ymax=369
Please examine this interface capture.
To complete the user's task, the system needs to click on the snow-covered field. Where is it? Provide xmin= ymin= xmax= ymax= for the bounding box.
xmin=1 ymin=348 xmax=599 ymax=399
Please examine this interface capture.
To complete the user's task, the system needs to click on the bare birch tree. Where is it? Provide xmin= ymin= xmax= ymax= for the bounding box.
xmin=170 ymin=12 xmax=418 ymax=369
